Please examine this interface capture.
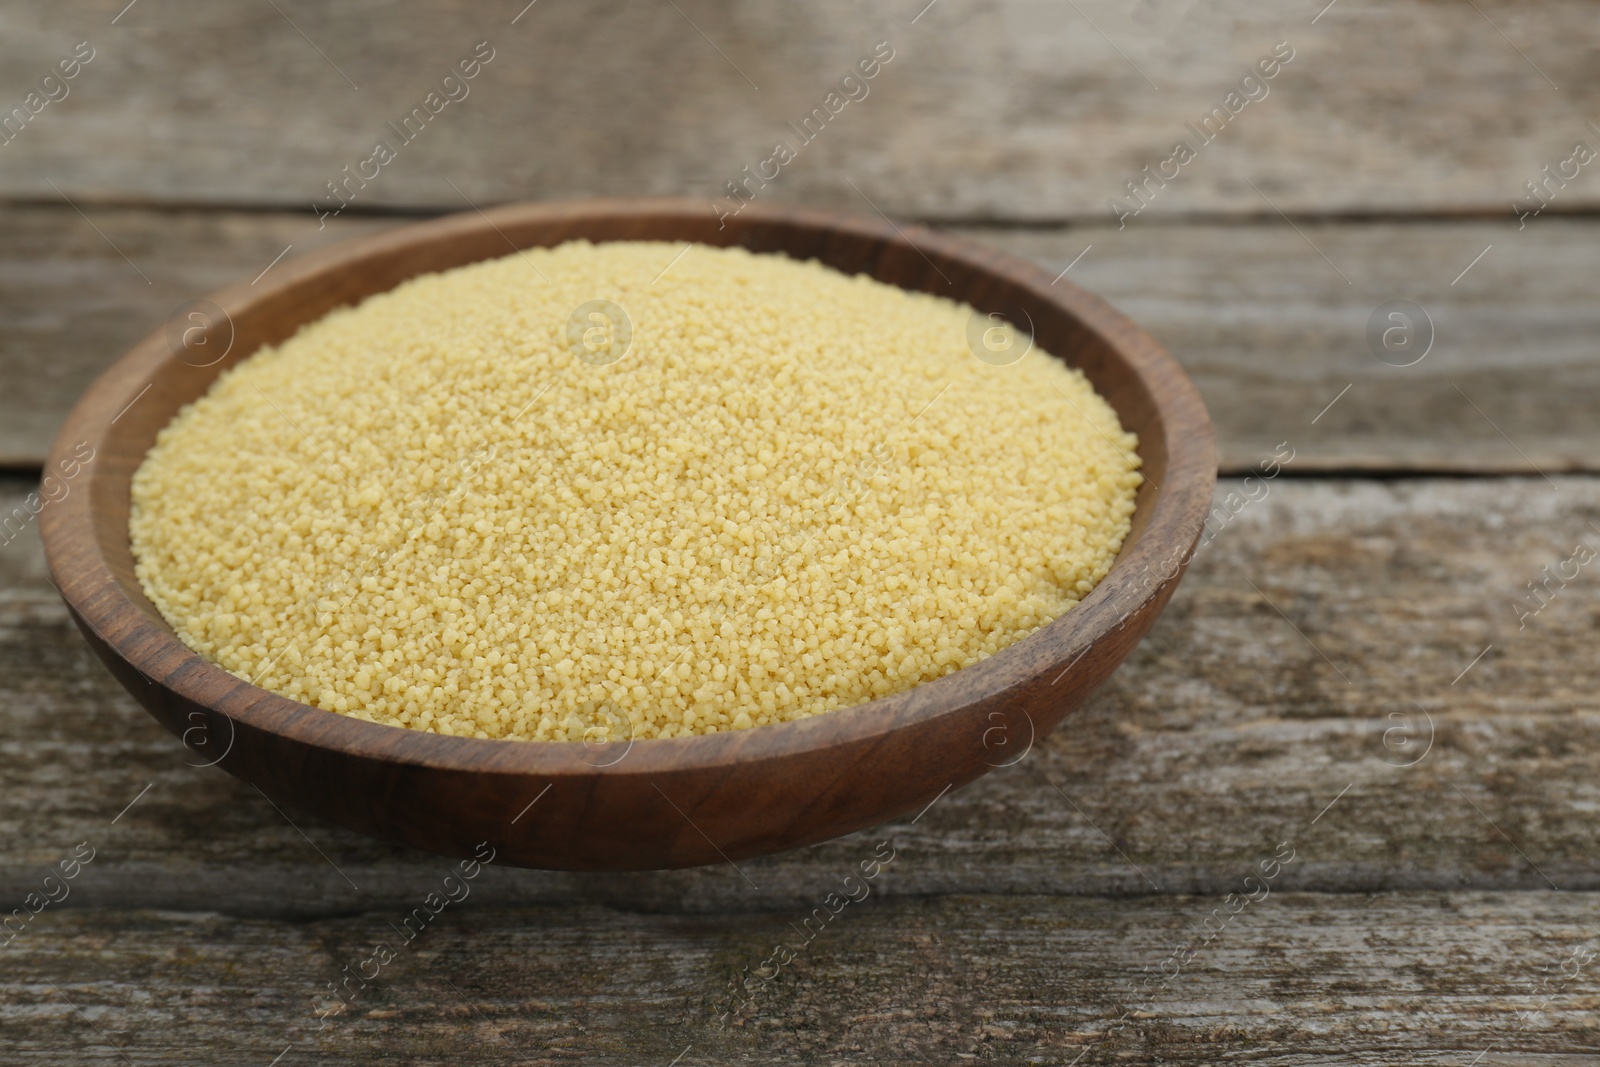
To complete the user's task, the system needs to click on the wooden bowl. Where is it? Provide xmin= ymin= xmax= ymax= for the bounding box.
xmin=40 ymin=199 xmax=1215 ymax=871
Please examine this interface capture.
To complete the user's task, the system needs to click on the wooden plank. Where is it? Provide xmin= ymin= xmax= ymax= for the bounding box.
xmin=974 ymin=218 xmax=1600 ymax=475
xmin=2 ymin=1 xmax=1597 ymax=219
xmin=3 ymin=205 xmax=1597 ymax=473
xmin=0 ymin=208 xmax=394 ymax=469
xmin=4 ymin=893 xmax=1599 ymax=1064
xmin=4 ymin=474 xmax=1600 ymax=915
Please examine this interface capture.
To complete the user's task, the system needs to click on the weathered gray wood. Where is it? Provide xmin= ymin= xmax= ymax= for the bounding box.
xmin=0 ymin=208 xmax=394 ymax=469
xmin=4 ymin=205 xmax=1597 ymax=473
xmin=3 ymin=1 xmax=1597 ymax=219
xmin=4 ymin=893 xmax=1599 ymax=1064
xmin=6 ymin=3 xmax=1595 ymax=1059
xmin=979 ymin=220 xmax=1600 ymax=475
xmin=5 ymin=475 xmax=1599 ymax=916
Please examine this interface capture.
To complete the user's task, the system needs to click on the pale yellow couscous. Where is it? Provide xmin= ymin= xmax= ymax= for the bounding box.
xmin=130 ymin=241 xmax=1141 ymax=741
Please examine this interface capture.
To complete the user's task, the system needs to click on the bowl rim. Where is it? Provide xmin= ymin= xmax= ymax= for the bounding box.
xmin=40 ymin=197 xmax=1216 ymax=780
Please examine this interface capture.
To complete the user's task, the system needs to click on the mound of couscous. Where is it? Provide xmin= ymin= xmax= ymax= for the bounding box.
xmin=130 ymin=241 xmax=1141 ymax=741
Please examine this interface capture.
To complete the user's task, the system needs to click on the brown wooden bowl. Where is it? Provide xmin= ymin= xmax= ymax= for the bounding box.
xmin=40 ymin=198 xmax=1214 ymax=871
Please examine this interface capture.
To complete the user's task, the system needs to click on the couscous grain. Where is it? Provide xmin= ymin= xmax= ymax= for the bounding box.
xmin=130 ymin=241 xmax=1142 ymax=741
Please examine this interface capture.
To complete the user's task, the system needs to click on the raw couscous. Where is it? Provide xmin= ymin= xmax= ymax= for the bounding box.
xmin=130 ymin=241 xmax=1142 ymax=741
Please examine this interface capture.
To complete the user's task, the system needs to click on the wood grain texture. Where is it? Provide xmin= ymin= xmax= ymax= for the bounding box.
xmin=5 ymin=474 xmax=1599 ymax=914
xmin=0 ymin=207 xmax=395 ymax=468
xmin=35 ymin=199 xmax=1216 ymax=871
xmin=983 ymin=219 xmax=1600 ymax=475
xmin=3 ymin=205 xmax=1597 ymax=473
xmin=4 ymin=893 xmax=1599 ymax=1065
xmin=3 ymin=1 xmax=1595 ymax=1059
xmin=2 ymin=1 xmax=1597 ymax=219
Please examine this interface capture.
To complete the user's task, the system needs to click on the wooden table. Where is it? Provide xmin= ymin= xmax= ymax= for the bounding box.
xmin=4 ymin=2 xmax=1598 ymax=1062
